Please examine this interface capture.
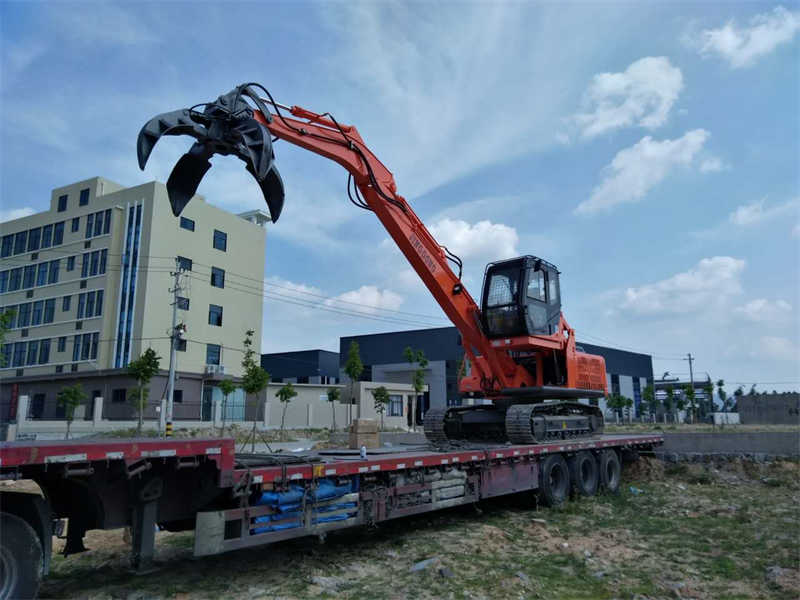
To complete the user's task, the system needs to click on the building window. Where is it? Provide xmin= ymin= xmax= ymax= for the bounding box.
xmin=27 ymin=228 xmax=41 ymax=252
xmin=85 ymin=213 xmax=94 ymax=239
xmin=206 ymin=344 xmax=221 ymax=365
xmin=176 ymin=338 xmax=187 ymax=352
xmin=9 ymin=268 xmax=22 ymax=292
xmin=14 ymin=231 xmax=27 ymax=255
xmin=48 ymin=259 xmax=59 ymax=284
xmin=1 ymin=235 xmax=12 ymax=258
xmin=112 ymin=388 xmax=127 ymax=403
xmin=1 ymin=344 xmax=10 ymax=366
xmin=177 ymin=296 xmax=190 ymax=310
xmin=53 ymin=221 xmax=64 ymax=245
xmin=93 ymin=211 xmax=103 ymax=237
xmin=12 ymin=342 xmax=25 ymax=367
xmin=57 ymin=194 xmax=68 ymax=212
xmin=99 ymin=249 xmax=107 ymax=274
xmin=62 ymin=295 xmax=71 ymax=312
xmin=36 ymin=263 xmax=48 ymax=287
xmin=208 ymin=304 xmax=223 ymax=326
xmin=180 ymin=217 xmax=195 ymax=231
xmin=173 ymin=390 xmax=183 ymax=403
xmin=0 ymin=271 xmax=6 ymax=294
xmin=103 ymin=209 xmax=111 ymax=234
xmin=388 ymin=395 xmax=403 ymax=416
xmin=71 ymin=217 xmax=80 ymax=232
xmin=31 ymin=394 xmax=45 ymax=419
xmin=57 ymin=336 xmax=66 ymax=352
xmin=213 ymin=229 xmax=227 ymax=251
xmin=210 ymin=267 xmax=225 ymax=288
xmin=77 ymin=294 xmax=86 ymax=319
xmin=23 ymin=266 xmax=36 ymax=289
xmin=177 ymin=256 xmax=192 ymax=271
xmin=44 ymin=299 xmax=55 ymax=323
xmin=26 ymin=340 xmax=39 ymax=365
xmin=32 ymin=302 xmax=43 ymax=326
xmin=39 ymin=339 xmax=50 ymax=364
xmin=79 ymin=188 xmax=90 ymax=206
xmin=17 ymin=303 xmax=31 ymax=327
xmin=66 ymin=256 xmax=75 ymax=272
xmin=41 ymin=225 xmax=53 ymax=248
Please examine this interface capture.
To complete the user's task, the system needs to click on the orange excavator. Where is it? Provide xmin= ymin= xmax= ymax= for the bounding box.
xmin=138 ymin=83 xmax=607 ymax=444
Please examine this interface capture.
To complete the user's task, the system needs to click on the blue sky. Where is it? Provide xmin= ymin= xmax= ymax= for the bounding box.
xmin=1 ymin=2 xmax=798 ymax=393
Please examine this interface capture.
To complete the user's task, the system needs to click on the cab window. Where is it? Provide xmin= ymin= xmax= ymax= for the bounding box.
xmin=526 ymin=269 xmax=546 ymax=302
xmin=548 ymin=273 xmax=560 ymax=306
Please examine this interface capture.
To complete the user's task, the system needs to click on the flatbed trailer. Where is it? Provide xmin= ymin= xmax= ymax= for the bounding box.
xmin=0 ymin=433 xmax=662 ymax=599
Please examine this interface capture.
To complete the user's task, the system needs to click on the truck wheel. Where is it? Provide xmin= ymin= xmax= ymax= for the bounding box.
xmin=538 ymin=454 xmax=570 ymax=507
xmin=568 ymin=451 xmax=599 ymax=497
xmin=599 ymin=449 xmax=621 ymax=494
xmin=0 ymin=512 xmax=43 ymax=600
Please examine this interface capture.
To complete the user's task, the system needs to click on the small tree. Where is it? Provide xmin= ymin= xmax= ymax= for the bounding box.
xmin=277 ymin=382 xmax=297 ymax=440
xmin=371 ymin=386 xmax=390 ymax=431
xmin=344 ymin=341 xmax=364 ymax=423
xmin=684 ymin=384 xmax=697 ymax=423
xmin=665 ymin=385 xmax=675 ymax=423
xmin=58 ymin=384 xmax=87 ymax=440
xmin=732 ymin=385 xmax=744 ymax=411
xmin=606 ymin=393 xmax=626 ymax=424
xmin=675 ymin=389 xmax=687 ymax=423
xmin=241 ymin=329 xmax=270 ymax=452
xmin=326 ymin=387 xmax=341 ymax=431
xmin=217 ymin=378 xmax=237 ymax=438
xmin=703 ymin=380 xmax=714 ymax=418
xmin=748 ymin=384 xmax=757 ymax=396
xmin=642 ymin=384 xmax=657 ymax=422
xmin=403 ymin=347 xmax=428 ymax=431
xmin=717 ymin=379 xmax=728 ymax=413
xmin=127 ymin=348 xmax=161 ymax=435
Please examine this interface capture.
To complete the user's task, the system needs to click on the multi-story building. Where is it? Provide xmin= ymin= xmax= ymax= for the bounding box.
xmin=1 ymin=176 xmax=267 ymax=422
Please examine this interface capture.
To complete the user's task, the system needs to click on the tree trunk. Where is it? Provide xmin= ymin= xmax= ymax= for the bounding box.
xmin=280 ymin=403 xmax=288 ymax=441
xmin=410 ymin=395 xmax=416 ymax=432
xmin=221 ymin=396 xmax=227 ymax=438
xmin=137 ymin=385 xmax=144 ymax=435
xmin=65 ymin=420 xmax=71 ymax=440
xmin=331 ymin=402 xmax=336 ymax=432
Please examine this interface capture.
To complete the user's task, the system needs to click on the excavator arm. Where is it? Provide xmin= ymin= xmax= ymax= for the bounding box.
xmin=138 ymin=83 xmax=606 ymax=443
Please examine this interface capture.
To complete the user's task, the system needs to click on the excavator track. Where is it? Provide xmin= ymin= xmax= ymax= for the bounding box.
xmin=423 ymin=407 xmax=449 ymax=444
xmin=505 ymin=405 xmax=538 ymax=444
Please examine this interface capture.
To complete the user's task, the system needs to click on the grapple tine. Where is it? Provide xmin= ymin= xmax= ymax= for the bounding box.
xmin=137 ymin=84 xmax=285 ymax=222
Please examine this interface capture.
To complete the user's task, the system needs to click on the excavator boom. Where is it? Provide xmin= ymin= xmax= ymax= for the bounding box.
xmin=138 ymin=83 xmax=607 ymax=444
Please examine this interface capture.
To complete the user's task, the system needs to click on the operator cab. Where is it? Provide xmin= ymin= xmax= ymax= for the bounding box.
xmin=481 ymin=255 xmax=561 ymax=338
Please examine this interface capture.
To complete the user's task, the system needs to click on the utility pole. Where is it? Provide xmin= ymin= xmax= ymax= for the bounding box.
xmin=684 ymin=352 xmax=695 ymax=423
xmin=165 ymin=258 xmax=186 ymax=438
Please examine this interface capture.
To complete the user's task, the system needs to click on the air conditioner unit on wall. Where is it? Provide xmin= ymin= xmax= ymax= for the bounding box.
xmin=205 ymin=364 xmax=217 ymax=375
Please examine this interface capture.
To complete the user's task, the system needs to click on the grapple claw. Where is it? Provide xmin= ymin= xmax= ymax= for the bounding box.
xmin=136 ymin=84 xmax=285 ymax=222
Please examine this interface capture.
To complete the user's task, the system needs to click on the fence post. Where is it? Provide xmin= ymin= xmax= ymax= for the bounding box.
xmin=93 ymin=396 xmax=103 ymax=428
xmin=17 ymin=395 xmax=30 ymax=433
xmin=307 ymin=404 xmax=313 ymax=427
xmin=262 ymin=398 xmax=269 ymax=429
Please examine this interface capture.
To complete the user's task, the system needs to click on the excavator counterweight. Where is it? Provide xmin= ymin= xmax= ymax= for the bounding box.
xmin=138 ymin=83 xmax=607 ymax=445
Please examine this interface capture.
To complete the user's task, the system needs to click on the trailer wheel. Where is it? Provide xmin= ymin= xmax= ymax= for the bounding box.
xmin=0 ymin=512 xmax=43 ymax=600
xmin=568 ymin=451 xmax=599 ymax=497
xmin=599 ymin=449 xmax=621 ymax=494
xmin=538 ymin=454 xmax=570 ymax=507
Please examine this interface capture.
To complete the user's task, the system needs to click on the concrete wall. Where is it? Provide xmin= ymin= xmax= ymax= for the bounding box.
xmin=737 ymin=393 xmax=799 ymax=425
xmin=658 ymin=432 xmax=800 ymax=458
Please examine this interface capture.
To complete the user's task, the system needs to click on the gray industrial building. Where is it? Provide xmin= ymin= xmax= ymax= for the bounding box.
xmin=339 ymin=327 xmax=654 ymax=419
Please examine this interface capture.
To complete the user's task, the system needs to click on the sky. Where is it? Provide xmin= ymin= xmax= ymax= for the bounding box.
xmin=1 ymin=2 xmax=798 ymax=395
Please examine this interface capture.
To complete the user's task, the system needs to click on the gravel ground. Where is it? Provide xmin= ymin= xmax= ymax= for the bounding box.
xmin=36 ymin=457 xmax=799 ymax=600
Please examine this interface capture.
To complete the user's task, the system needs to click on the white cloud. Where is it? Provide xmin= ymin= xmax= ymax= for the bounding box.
xmin=325 ymin=286 xmax=404 ymax=314
xmin=428 ymin=218 xmax=519 ymax=262
xmin=755 ymin=336 xmax=799 ymax=361
xmin=735 ymin=299 xmax=792 ymax=323
xmin=576 ymin=129 xmax=709 ymax=215
xmin=699 ymin=156 xmax=727 ymax=173
xmin=622 ymin=256 xmax=745 ymax=316
xmin=696 ymin=6 xmax=800 ymax=69
xmin=0 ymin=207 xmax=36 ymax=223
xmin=728 ymin=197 xmax=799 ymax=226
xmin=572 ymin=57 xmax=683 ymax=138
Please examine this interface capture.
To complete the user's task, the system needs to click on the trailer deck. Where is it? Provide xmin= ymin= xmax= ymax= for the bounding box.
xmin=0 ymin=433 xmax=662 ymax=599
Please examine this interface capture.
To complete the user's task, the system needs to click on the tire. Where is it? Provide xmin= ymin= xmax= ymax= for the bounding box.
xmin=538 ymin=454 xmax=570 ymax=507
xmin=568 ymin=451 xmax=599 ymax=497
xmin=599 ymin=449 xmax=621 ymax=494
xmin=0 ymin=512 xmax=43 ymax=600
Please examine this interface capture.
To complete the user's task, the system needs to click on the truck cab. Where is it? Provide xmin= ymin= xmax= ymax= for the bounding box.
xmin=481 ymin=255 xmax=562 ymax=338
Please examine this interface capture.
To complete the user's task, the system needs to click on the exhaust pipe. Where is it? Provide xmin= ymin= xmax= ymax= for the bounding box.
xmin=137 ymin=84 xmax=285 ymax=221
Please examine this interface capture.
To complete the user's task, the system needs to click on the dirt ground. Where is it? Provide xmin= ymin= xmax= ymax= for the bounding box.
xmin=31 ymin=457 xmax=800 ymax=600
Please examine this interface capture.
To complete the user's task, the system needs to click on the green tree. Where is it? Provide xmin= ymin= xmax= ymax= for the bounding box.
xmin=683 ymin=384 xmax=696 ymax=423
xmin=0 ymin=309 xmax=15 ymax=367
xmin=58 ymin=384 xmax=87 ymax=440
xmin=703 ymin=380 xmax=715 ymax=418
xmin=732 ymin=385 xmax=744 ymax=411
xmin=371 ymin=385 xmax=390 ymax=431
xmin=642 ymin=384 xmax=657 ymax=422
xmin=716 ymin=379 xmax=728 ymax=413
xmin=403 ymin=347 xmax=428 ymax=431
xmin=277 ymin=382 xmax=298 ymax=441
xmin=748 ymin=384 xmax=757 ymax=396
xmin=127 ymin=348 xmax=161 ymax=435
xmin=665 ymin=385 xmax=676 ymax=423
xmin=241 ymin=329 xmax=270 ymax=451
xmin=326 ymin=387 xmax=341 ymax=431
xmin=606 ymin=393 xmax=627 ymax=423
xmin=344 ymin=341 xmax=364 ymax=422
xmin=217 ymin=378 xmax=237 ymax=438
